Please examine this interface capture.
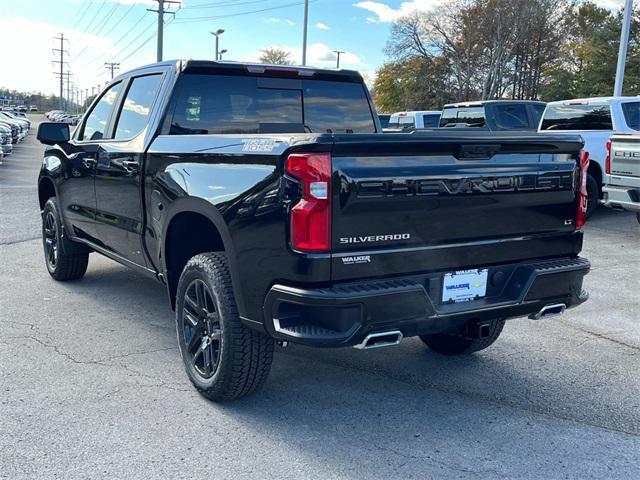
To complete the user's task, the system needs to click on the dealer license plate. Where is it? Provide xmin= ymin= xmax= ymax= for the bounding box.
xmin=442 ymin=269 xmax=488 ymax=303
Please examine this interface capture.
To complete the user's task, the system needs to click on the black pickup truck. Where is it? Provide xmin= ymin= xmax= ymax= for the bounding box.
xmin=36 ymin=60 xmax=591 ymax=401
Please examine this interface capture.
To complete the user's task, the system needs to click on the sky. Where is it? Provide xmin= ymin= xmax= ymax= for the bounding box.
xmin=0 ymin=0 xmax=627 ymax=96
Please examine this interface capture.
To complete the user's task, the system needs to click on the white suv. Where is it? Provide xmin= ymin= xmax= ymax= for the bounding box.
xmin=538 ymin=96 xmax=640 ymax=216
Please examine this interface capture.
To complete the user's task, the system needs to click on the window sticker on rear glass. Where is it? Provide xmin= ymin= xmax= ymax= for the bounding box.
xmin=242 ymin=138 xmax=278 ymax=152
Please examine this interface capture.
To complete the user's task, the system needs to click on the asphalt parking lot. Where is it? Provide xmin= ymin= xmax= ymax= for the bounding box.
xmin=1 ymin=116 xmax=639 ymax=479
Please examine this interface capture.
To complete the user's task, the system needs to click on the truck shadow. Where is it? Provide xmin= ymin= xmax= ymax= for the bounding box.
xmin=70 ymin=256 xmax=639 ymax=441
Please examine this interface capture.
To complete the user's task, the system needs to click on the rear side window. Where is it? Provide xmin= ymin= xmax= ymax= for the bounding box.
xmin=492 ymin=104 xmax=529 ymax=130
xmin=114 ymin=74 xmax=163 ymax=139
xmin=81 ymin=82 xmax=122 ymax=141
xmin=168 ymin=74 xmax=375 ymax=134
xmin=422 ymin=114 xmax=440 ymax=128
xmin=439 ymin=107 xmax=485 ymax=128
xmin=621 ymin=102 xmax=639 ymax=131
xmin=540 ymin=104 xmax=613 ymax=131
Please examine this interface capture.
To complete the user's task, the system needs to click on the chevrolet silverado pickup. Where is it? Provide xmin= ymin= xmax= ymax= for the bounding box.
xmin=602 ymin=132 xmax=640 ymax=223
xmin=36 ymin=60 xmax=591 ymax=401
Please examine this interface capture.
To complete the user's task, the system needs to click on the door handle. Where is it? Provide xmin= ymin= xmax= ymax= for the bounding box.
xmin=82 ymin=157 xmax=97 ymax=169
xmin=122 ymin=160 xmax=140 ymax=170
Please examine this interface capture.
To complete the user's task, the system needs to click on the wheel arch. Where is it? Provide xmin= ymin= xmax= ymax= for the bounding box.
xmin=161 ymin=197 xmax=244 ymax=313
xmin=38 ymin=176 xmax=57 ymax=210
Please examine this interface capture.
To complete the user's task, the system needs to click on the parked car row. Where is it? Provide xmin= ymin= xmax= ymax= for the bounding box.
xmin=44 ymin=110 xmax=81 ymax=125
xmin=381 ymin=96 xmax=640 ymax=218
xmin=0 ymin=110 xmax=31 ymax=161
xmin=1 ymin=105 xmax=28 ymax=113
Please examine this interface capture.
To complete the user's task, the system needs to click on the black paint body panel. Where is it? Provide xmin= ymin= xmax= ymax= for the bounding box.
xmin=37 ymin=60 xmax=590 ymax=344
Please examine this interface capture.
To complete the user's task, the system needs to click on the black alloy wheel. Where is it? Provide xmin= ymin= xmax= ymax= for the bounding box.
xmin=181 ymin=279 xmax=222 ymax=379
xmin=43 ymin=210 xmax=58 ymax=271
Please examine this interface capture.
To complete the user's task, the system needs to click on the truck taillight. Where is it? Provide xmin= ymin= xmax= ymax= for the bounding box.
xmin=605 ymin=140 xmax=611 ymax=174
xmin=286 ymin=153 xmax=331 ymax=253
xmin=576 ymin=150 xmax=589 ymax=229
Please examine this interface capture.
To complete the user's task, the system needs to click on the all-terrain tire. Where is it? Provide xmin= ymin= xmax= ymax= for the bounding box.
xmin=585 ymin=173 xmax=599 ymax=219
xmin=419 ymin=318 xmax=506 ymax=355
xmin=42 ymin=198 xmax=89 ymax=281
xmin=176 ymin=252 xmax=274 ymax=401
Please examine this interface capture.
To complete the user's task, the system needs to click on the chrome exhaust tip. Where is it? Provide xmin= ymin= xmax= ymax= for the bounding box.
xmin=354 ymin=330 xmax=403 ymax=350
xmin=529 ymin=303 xmax=566 ymax=320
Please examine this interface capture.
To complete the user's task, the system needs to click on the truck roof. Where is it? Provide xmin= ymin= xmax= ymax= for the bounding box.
xmin=444 ymin=100 xmax=546 ymax=108
xmin=114 ymin=59 xmax=363 ymax=82
xmin=545 ymin=96 xmax=640 ymax=106
xmin=390 ymin=110 xmax=441 ymax=116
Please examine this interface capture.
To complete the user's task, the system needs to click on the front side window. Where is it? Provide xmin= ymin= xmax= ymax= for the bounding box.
xmin=114 ymin=74 xmax=163 ymax=139
xmin=621 ymin=101 xmax=639 ymax=131
xmin=81 ymin=82 xmax=122 ymax=141
xmin=168 ymin=74 xmax=376 ymax=135
xmin=540 ymin=104 xmax=613 ymax=131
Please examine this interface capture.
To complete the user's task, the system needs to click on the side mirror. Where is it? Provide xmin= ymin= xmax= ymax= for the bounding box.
xmin=37 ymin=122 xmax=70 ymax=145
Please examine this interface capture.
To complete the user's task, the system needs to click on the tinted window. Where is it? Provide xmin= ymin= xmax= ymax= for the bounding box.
xmin=439 ymin=107 xmax=485 ymax=128
xmin=81 ymin=82 xmax=122 ymax=141
xmin=540 ymin=104 xmax=613 ymax=131
xmin=621 ymin=102 xmax=639 ymax=131
xmin=168 ymin=74 xmax=375 ymax=134
xmin=532 ymin=104 xmax=546 ymax=126
xmin=114 ymin=74 xmax=162 ymax=139
xmin=422 ymin=113 xmax=440 ymax=128
xmin=492 ymin=104 xmax=529 ymax=130
xmin=378 ymin=114 xmax=390 ymax=128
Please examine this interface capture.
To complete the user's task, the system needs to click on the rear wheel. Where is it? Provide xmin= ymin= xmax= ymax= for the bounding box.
xmin=176 ymin=253 xmax=274 ymax=401
xmin=420 ymin=318 xmax=505 ymax=355
xmin=42 ymin=198 xmax=89 ymax=281
xmin=585 ymin=173 xmax=599 ymax=219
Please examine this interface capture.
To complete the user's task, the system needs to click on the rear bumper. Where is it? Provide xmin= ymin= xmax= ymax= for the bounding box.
xmin=602 ymin=185 xmax=640 ymax=212
xmin=263 ymin=257 xmax=590 ymax=347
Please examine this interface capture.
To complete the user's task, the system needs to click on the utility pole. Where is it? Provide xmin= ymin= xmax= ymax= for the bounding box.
xmin=210 ymin=29 xmax=225 ymax=61
xmin=148 ymin=0 xmax=180 ymax=62
xmin=302 ymin=0 xmax=309 ymax=65
xmin=104 ymin=62 xmax=120 ymax=79
xmin=333 ymin=50 xmax=344 ymax=69
xmin=52 ymin=33 xmax=69 ymax=110
xmin=614 ymin=0 xmax=633 ymax=96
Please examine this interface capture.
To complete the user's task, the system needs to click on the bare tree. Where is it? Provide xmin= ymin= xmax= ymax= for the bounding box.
xmin=259 ymin=47 xmax=293 ymax=65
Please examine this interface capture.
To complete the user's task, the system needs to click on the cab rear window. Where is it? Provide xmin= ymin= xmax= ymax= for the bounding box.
xmin=167 ymin=74 xmax=376 ymax=134
xmin=439 ymin=107 xmax=485 ymax=128
xmin=540 ymin=104 xmax=612 ymax=131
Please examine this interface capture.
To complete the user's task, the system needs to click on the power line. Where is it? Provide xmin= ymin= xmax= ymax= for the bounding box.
xmin=71 ymin=0 xmax=95 ymax=29
xmin=83 ymin=0 xmax=110 ymax=33
xmin=172 ymin=0 xmax=316 ymax=24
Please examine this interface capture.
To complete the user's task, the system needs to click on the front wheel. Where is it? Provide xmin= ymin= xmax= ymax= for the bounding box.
xmin=42 ymin=198 xmax=89 ymax=281
xmin=176 ymin=253 xmax=274 ymax=401
xmin=420 ymin=318 xmax=505 ymax=355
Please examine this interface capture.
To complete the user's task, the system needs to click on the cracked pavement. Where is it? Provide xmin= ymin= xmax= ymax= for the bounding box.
xmin=1 ymin=116 xmax=639 ymax=479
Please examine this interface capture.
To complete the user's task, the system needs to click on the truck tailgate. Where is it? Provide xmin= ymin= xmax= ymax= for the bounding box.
xmin=610 ymin=133 xmax=640 ymax=179
xmin=330 ymin=132 xmax=584 ymax=281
